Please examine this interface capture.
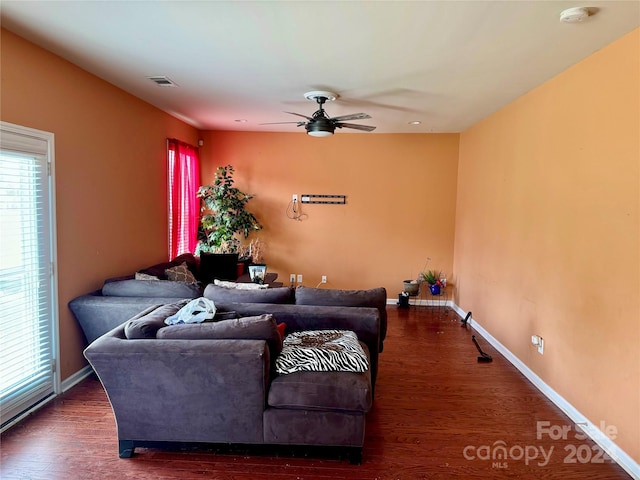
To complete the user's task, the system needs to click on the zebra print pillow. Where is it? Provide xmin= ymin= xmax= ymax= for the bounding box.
xmin=275 ymin=330 xmax=369 ymax=375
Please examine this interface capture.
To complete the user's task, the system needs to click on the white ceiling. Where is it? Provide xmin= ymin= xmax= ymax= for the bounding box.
xmin=2 ymin=1 xmax=638 ymax=134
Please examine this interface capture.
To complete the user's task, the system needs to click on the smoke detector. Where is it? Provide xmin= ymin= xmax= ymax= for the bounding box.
xmin=560 ymin=7 xmax=590 ymax=23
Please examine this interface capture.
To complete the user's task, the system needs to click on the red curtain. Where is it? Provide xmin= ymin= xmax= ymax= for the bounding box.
xmin=167 ymin=139 xmax=201 ymax=259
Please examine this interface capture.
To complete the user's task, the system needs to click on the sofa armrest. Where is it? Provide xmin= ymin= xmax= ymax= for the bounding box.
xmin=84 ymin=326 xmax=269 ymax=445
xmin=69 ymin=294 xmax=192 ymax=345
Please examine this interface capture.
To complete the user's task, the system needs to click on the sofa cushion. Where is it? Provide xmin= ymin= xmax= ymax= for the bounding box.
xmin=102 ymin=279 xmax=202 ymax=298
xmin=124 ymin=302 xmax=186 ymax=339
xmin=268 ymin=343 xmax=372 ymax=413
xmin=275 ymin=330 xmax=369 ymax=375
xmin=295 ymin=285 xmax=386 ymax=311
xmin=124 ymin=302 xmax=239 ymax=339
xmin=204 ymin=284 xmax=292 ymax=304
xmin=295 ymin=286 xmax=388 ymax=349
xmin=157 ymin=313 xmax=282 ymax=356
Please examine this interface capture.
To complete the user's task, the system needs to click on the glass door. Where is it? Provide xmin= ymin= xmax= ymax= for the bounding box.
xmin=0 ymin=122 xmax=58 ymax=429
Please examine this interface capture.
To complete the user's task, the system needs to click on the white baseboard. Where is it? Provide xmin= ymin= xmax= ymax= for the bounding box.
xmin=386 ymin=298 xmax=451 ymax=307
xmin=61 ymin=365 xmax=93 ymax=393
xmin=449 ymin=303 xmax=640 ymax=479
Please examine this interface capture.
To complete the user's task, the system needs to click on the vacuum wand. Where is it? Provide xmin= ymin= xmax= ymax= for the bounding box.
xmin=472 ymin=335 xmax=493 ymax=363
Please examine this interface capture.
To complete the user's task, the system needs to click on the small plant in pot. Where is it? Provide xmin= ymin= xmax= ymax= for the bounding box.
xmin=422 ymin=269 xmax=444 ymax=295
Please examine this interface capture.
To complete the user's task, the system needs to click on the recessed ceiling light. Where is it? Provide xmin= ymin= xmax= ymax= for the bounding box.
xmin=408 ymin=121 xmax=421 ymax=125
xmin=235 ymin=119 xmax=248 ymax=123
xmin=560 ymin=7 xmax=590 ymax=23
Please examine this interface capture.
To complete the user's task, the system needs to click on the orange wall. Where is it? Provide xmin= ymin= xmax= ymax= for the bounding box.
xmin=4 ymin=21 xmax=637 ymax=465
xmin=1 ymin=29 xmax=199 ymax=379
xmin=454 ymin=29 xmax=639 ymax=461
xmin=198 ymin=132 xmax=459 ymax=293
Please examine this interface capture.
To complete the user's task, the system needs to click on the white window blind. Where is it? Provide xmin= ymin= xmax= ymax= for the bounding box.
xmin=0 ymin=122 xmax=58 ymax=429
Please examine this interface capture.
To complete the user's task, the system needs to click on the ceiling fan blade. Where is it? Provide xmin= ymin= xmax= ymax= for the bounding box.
xmin=335 ymin=122 xmax=376 ymax=132
xmin=330 ymin=112 xmax=371 ymax=122
xmin=259 ymin=121 xmax=306 ymax=126
xmin=285 ymin=111 xmax=314 ymax=121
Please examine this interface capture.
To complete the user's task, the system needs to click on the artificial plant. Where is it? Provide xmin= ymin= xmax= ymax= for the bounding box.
xmin=421 ymin=269 xmax=441 ymax=285
xmin=195 ymin=165 xmax=262 ymax=255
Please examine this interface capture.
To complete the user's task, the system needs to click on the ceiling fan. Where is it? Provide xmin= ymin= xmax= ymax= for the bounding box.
xmin=262 ymin=91 xmax=376 ymax=137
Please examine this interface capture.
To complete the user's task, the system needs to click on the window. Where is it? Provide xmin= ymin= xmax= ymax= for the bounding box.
xmin=0 ymin=122 xmax=59 ymax=429
xmin=167 ymin=139 xmax=200 ymax=259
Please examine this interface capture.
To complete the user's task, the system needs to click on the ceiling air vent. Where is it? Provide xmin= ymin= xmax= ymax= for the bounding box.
xmin=146 ymin=76 xmax=178 ymax=87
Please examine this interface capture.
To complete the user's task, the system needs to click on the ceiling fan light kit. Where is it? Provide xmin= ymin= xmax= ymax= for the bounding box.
xmin=306 ymin=121 xmax=335 ymax=137
xmin=262 ymin=91 xmax=376 ymax=137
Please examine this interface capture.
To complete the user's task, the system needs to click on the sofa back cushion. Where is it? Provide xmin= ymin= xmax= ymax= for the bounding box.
xmin=157 ymin=314 xmax=282 ymax=356
xmin=204 ymin=284 xmax=292 ymax=304
xmin=294 ymin=286 xmax=385 ymax=309
xmin=124 ymin=301 xmax=239 ymax=340
xmin=102 ymin=279 xmax=202 ymax=298
xmin=294 ymin=286 xmax=388 ymax=350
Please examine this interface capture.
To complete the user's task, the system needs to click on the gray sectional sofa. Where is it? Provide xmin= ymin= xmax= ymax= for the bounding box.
xmin=69 ymin=253 xmax=388 ymax=351
xmin=71 ymin=255 xmax=388 ymax=462
xmin=84 ymin=300 xmax=381 ymax=463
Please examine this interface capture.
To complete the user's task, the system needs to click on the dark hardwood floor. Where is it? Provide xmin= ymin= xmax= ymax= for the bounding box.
xmin=1 ymin=306 xmax=631 ymax=479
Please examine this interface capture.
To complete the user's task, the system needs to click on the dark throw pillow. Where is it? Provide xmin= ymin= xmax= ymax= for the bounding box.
xmin=165 ymin=262 xmax=198 ymax=284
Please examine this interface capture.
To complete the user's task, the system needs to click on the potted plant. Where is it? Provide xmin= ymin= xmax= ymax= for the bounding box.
xmin=422 ymin=269 xmax=444 ymax=295
xmin=195 ymin=166 xmax=263 ymax=282
xmin=238 ymin=237 xmax=267 ymax=278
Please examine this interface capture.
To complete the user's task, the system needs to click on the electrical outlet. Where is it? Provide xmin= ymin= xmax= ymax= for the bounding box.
xmin=290 ymin=274 xmax=296 ymax=283
xmin=321 ymin=275 xmax=327 ymax=283
xmin=292 ymin=194 xmax=298 ymax=202
xmin=297 ymin=274 xmax=303 ymax=283
xmin=531 ymin=335 xmax=544 ymax=354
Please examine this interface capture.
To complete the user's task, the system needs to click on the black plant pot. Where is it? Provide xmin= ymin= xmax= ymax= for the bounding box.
xmin=200 ymin=252 xmax=239 ymax=284
xmin=397 ymin=293 xmax=410 ymax=308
